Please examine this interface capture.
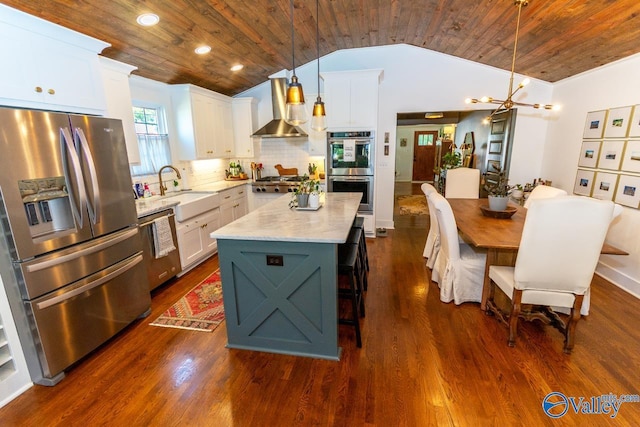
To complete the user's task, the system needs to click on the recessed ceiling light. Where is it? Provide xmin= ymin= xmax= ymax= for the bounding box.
xmin=136 ymin=13 xmax=159 ymax=27
xmin=230 ymin=64 xmax=244 ymax=72
xmin=195 ymin=45 xmax=212 ymax=55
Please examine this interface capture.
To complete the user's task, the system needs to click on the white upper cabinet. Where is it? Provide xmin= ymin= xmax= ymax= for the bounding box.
xmin=98 ymin=57 xmax=140 ymax=164
xmin=322 ymin=70 xmax=382 ymax=130
xmin=232 ymin=97 xmax=259 ymax=158
xmin=0 ymin=5 xmax=108 ymax=115
xmin=171 ymin=84 xmax=235 ymax=160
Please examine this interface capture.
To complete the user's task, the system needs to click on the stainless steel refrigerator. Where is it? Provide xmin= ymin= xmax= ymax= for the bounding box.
xmin=0 ymin=107 xmax=150 ymax=385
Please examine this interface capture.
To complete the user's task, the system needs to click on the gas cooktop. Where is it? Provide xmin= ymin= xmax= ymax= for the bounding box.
xmin=252 ymin=176 xmax=303 ymax=193
xmin=255 ymin=176 xmax=304 ymax=183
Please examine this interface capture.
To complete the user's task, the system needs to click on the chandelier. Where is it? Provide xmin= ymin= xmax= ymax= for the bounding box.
xmin=465 ymin=0 xmax=558 ymax=123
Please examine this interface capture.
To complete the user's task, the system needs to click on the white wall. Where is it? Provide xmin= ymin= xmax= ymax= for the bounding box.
xmin=543 ymin=53 xmax=640 ymax=296
xmin=241 ymin=44 xmax=555 ymax=230
xmin=395 ymin=125 xmax=442 ymax=182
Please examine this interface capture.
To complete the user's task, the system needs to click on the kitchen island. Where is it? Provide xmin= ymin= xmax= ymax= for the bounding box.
xmin=211 ymin=192 xmax=362 ymax=360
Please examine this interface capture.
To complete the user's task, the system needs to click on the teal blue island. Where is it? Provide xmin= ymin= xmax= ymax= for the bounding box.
xmin=210 ymin=192 xmax=361 ymax=360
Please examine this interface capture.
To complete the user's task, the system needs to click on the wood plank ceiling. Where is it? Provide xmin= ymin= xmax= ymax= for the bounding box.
xmin=4 ymin=0 xmax=640 ymax=96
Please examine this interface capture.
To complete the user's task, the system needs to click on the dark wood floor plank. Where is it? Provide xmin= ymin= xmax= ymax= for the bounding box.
xmin=0 ymin=183 xmax=639 ymax=425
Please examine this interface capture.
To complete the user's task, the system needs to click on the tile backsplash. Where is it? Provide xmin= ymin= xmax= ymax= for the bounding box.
xmin=131 ymin=138 xmax=326 ymax=196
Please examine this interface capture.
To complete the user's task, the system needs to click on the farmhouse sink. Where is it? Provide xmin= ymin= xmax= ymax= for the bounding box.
xmin=161 ymin=192 xmax=220 ymax=222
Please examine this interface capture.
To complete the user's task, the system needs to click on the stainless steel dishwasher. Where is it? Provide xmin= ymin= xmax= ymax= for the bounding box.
xmin=139 ymin=209 xmax=182 ymax=291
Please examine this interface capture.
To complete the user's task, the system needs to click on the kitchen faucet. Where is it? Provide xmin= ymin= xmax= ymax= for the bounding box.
xmin=158 ymin=165 xmax=182 ymax=196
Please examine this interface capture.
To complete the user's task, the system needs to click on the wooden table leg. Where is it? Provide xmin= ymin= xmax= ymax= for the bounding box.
xmin=480 ymin=248 xmax=518 ymax=311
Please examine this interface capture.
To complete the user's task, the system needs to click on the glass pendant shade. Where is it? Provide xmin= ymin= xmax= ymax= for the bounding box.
xmin=311 ymin=97 xmax=327 ymax=131
xmin=285 ymin=75 xmax=307 ymax=125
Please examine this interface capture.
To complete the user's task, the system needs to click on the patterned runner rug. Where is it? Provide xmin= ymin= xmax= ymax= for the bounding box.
xmin=397 ymin=195 xmax=429 ymax=216
xmin=150 ymin=269 xmax=225 ymax=332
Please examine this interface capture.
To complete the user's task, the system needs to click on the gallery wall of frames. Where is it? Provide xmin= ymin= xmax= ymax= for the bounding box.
xmin=575 ymin=105 xmax=640 ymax=208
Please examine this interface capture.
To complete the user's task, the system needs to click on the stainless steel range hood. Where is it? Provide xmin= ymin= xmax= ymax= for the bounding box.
xmin=252 ymin=78 xmax=308 ymax=138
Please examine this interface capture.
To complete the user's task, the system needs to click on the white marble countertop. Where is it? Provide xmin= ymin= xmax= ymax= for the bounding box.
xmin=135 ymin=181 xmax=249 ymax=218
xmin=192 ymin=180 xmax=249 ymax=192
xmin=211 ymin=192 xmax=362 ymax=243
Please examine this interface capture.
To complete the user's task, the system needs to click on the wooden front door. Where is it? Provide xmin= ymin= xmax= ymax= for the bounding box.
xmin=412 ymin=130 xmax=439 ymax=181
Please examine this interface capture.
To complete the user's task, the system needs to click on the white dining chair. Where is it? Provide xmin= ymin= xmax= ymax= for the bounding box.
xmin=428 ymin=192 xmax=487 ymax=304
xmin=523 ymin=185 xmax=567 ymax=208
xmin=421 ymin=183 xmax=439 ymax=269
xmin=444 ymin=168 xmax=480 ymax=199
xmin=485 ymin=196 xmax=616 ymax=354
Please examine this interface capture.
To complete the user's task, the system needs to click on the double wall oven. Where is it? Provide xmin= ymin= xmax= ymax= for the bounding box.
xmin=327 ymin=131 xmax=375 ymax=212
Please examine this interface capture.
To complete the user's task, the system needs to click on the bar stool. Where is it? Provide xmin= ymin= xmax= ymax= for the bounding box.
xmin=338 ymin=231 xmax=365 ymax=348
xmin=352 ymin=216 xmax=370 ymax=288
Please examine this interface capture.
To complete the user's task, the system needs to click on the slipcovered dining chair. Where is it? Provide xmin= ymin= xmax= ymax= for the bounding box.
xmin=523 ymin=185 xmax=567 ymax=208
xmin=421 ymin=183 xmax=439 ymax=269
xmin=444 ymin=168 xmax=480 ymax=199
xmin=485 ymin=196 xmax=616 ymax=354
xmin=428 ymin=192 xmax=487 ymax=304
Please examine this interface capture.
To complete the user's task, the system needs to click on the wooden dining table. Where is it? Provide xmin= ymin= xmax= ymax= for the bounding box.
xmin=447 ymin=198 xmax=628 ymax=310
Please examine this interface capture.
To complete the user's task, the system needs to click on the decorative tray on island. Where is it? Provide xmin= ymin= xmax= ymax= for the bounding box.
xmin=295 ymin=203 xmax=324 ymax=211
xmin=480 ymin=204 xmax=517 ymax=219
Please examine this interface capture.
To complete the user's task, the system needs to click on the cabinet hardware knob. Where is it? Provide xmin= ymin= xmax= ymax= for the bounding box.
xmin=35 ymin=86 xmax=43 ymax=93
xmin=48 ymin=89 xmax=55 ymax=95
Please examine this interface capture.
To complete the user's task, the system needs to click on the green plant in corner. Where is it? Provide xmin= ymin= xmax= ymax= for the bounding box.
xmin=441 ymin=151 xmax=462 ymax=170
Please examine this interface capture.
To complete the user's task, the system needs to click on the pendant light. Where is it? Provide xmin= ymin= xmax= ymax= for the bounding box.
xmin=311 ymin=0 xmax=327 ymax=131
xmin=285 ymin=0 xmax=308 ymax=125
xmin=465 ymin=0 xmax=559 ymax=123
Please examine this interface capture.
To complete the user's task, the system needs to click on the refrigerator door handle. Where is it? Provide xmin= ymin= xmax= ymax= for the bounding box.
xmin=60 ymin=127 xmax=86 ymax=228
xmin=26 ymin=227 xmax=138 ymax=273
xmin=35 ymin=253 xmax=144 ymax=310
xmin=74 ymin=127 xmax=101 ymax=225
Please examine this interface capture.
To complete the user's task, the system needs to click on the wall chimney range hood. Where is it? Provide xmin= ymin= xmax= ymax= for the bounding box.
xmin=252 ymin=78 xmax=308 ymax=138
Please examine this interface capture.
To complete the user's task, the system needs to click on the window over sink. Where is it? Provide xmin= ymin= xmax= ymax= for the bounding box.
xmin=130 ymin=106 xmax=172 ymax=176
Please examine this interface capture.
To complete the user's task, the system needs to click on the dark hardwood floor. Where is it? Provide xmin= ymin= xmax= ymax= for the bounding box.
xmin=1 ymin=184 xmax=639 ymax=425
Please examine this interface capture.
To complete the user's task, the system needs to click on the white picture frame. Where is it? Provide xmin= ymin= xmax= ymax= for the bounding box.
xmin=597 ymin=140 xmax=625 ymax=170
xmin=627 ymin=105 xmax=640 ymax=137
xmin=620 ymin=140 xmax=640 ymax=173
xmin=603 ymin=106 xmax=633 ymax=138
xmin=592 ymin=172 xmax=618 ymax=201
xmin=614 ymin=174 xmax=640 ymax=208
xmin=573 ymin=169 xmax=595 ymax=196
xmin=577 ymin=140 xmax=601 ymax=168
xmin=583 ymin=110 xmax=607 ymax=139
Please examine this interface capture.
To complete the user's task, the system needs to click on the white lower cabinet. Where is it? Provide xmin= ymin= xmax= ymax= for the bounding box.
xmin=219 ymin=187 xmax=248 ymax=227
xmin=175 ymin=208 xmax=220 ymax=274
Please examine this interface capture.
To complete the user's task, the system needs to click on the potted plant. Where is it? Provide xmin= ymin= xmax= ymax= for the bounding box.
xmin=484 ymin=172 xmax=512 ymax=211
xmin=289 ymin=174 xmax=312 ymax=208
xmin=308 ymin=178 xmax=322 ymax=209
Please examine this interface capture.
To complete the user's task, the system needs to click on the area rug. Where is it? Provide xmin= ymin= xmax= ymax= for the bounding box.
xmin=397 ymin=195 xmax=429 ymax=216
xmin=150 ymin=269 xmax=225 ymax=332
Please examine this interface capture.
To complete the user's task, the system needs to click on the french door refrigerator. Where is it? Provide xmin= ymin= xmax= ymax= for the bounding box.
xmin=0 ymin=107 xmax=150 ymax=385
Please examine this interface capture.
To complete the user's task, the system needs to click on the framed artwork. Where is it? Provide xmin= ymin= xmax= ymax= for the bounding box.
xmin=614 ymin=174 xmax=640 ymax=208
xmin=628 ymin=105 xmax=640 ymax=137
xmin=597 ymin=140 xmax=624 ymax=170
xmin=400 ymin=138 xmax=407 ymax=147
xmin=620 ymin=140 xmax=640 ymax=173
xmin=604 ymin=106 xmax=633 ymax=138
xmin=577 ymin=140 xmax=601 ymax=168
xmin=592 ymin=172 xmax=618 ymax=201
xmin=573 ymin=169 xmax=595 ymax=196
xmin=583 ymin=110 xmax=607 ymax=139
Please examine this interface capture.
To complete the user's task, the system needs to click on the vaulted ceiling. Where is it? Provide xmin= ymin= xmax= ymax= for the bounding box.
xmin=4 ymin=0 xmax=640 ymax=96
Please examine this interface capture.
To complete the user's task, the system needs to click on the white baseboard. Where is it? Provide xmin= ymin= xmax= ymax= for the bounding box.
xmin=595 ymin=261 xmax=640 ymax=299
